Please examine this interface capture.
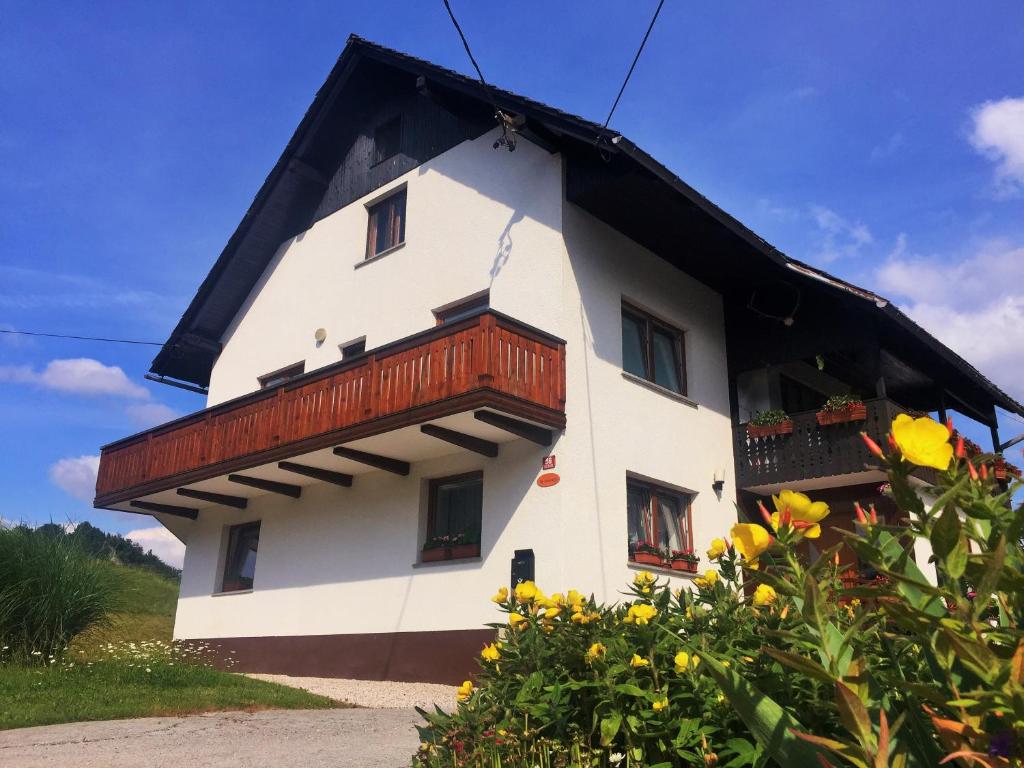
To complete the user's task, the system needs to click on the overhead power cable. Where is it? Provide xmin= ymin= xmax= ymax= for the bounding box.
xmin=601 ymin=0 xmax=666 ymax=132
xmin=440 ymin=0 xmax=517 ymax=150
xmin=0 ymin=328 xmax=162 ymax=346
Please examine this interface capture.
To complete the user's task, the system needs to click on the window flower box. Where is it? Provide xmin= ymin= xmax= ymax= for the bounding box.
xmin=421 ymin=542 xmax=480 ymax=562
xmin=747 ymin=420 xmax=794 ymax=439
xmin=994 ymin=458 xmax=1021 ymax=481
xmin=631 ymin=551 xmax=664 ymax=566
xmin=670 ymin=550 xmax=699 ymax=573
xmin=816 ymin=396 xmax=867 ymax=426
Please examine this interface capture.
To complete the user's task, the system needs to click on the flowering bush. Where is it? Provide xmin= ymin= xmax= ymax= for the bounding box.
xmin=414 ymin=415 xmax=1024 ymax=767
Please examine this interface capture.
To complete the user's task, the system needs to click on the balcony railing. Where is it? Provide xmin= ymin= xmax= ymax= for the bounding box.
xmin=733 ymin=397 xmax=918 ymax=490
xmin=95 ymin=311 xmax=566 ymax=506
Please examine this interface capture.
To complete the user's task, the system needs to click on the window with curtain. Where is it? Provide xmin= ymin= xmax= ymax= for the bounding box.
xmin=221 ymin=521 xmax=260 ymax=592
xmin=426 ymin=471 xmax=483 ymax=553
xmin=365 ymin=188 xmax=406 ymax=259
xmin=626 ymin=479 xmax=692 ymax=558
xmin=621 ymin=303 xmax=686 ymax=395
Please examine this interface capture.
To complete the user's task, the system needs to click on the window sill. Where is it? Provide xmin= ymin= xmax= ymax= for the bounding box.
xmin=412 ymin=556 xmax=482 ymax=569
xmin=621 ymin=371 xmax=698 ymax=408
xmin=627 ymin=560 xmax=697 ymax=578
xmin=212 ymin=588 xmax=253 ymax=597
xmin=355 ymin=241 xmax=406 ymax=269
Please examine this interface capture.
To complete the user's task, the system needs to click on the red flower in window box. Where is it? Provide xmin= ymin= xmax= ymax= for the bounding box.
xmin=815 ymin=395 xmax=868 ymax=426
xmin=994 ymin=457 xmax=1021 ymax=481
xmin=422 ymin=534 xmax=480 ymax=562
xmin=630 ymin=542 xmax=665 ymax=567
xmin=670 ymin=549 xmax=699 ymax=573
xmin=746 ymin=410 xmax=793 ymax=439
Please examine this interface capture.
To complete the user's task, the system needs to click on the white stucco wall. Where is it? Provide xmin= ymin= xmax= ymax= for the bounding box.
xmin=173 ymin=128 xmax=739 ymax=642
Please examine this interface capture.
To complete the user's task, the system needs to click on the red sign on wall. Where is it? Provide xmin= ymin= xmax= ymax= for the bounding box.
xmin=537 ymin=472 xmax=560 ymax=487
xmin=542 ymin=455 xmax=556 ymax=470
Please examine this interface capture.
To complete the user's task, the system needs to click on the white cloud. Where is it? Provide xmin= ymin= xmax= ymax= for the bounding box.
xmin=125 ymin=402 xmax=180 ymax=428
xmin=970 ymin=97 xmax=1024 ymax=196
xmin=876 ymin=238 xmax=1024 ymax=399
xmin=870 ymin=132 xmax=905 ymax=162
xmin=49 ymin=455 xmax=100 ymax=503
xmin=125 ymin=526 xmax=185 ymax=569
xmin=0 ymin=357 xmax=149 ymax=399
xmin=809 ymin=205 xmax=873 ymax=263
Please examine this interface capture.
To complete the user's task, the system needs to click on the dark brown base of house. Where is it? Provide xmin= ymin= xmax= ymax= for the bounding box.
xmin=187 ymin=628 xmax=495 ymax=684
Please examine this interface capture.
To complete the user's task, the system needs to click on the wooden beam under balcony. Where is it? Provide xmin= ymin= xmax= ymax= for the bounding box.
xmin=228 ymin=474 xmax=302 ymax=498
xmin=474 ymin=410 xmax=553 ymax=446
xmin=176 ymin=487 xmax=248 ymax=509
xmin=130 ymin=500 xmax=199 ymax=519
xmin=278 ymin=461 xmax=353 ymax=487
xmin=332 ymin=446 xmax=410 ymax=476
xmin=421 ymin=424 xmax=499 ymax=457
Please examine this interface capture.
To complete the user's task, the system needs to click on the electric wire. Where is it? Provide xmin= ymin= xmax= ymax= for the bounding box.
xmin=0 ymin=328 xmax=162 ymax=346
xmin=601 ymin=0 xmax=666 ymax=132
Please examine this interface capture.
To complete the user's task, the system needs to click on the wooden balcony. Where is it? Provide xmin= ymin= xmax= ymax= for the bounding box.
xmin=95 ymin=311 xmax=566 ymax=507
xmin=733 ymin=397 xmax=929 ymax=491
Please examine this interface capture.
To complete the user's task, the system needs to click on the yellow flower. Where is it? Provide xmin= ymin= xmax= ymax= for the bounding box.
xmin=456 ymin=680 xmax=474 ymax=701
xmin=633 ymin=570 xmax=657 ymax=593
xmin=721 ymin=660 xmax=731 ymax=668
xmin=571 ymin=610 xmax=600 ymax=625
xmin=586 ymin=642 xmax=607 ymax=662
xmin=514 ymin=581 xmax=539 ymax=603
xmin=508 ymin=612 xmax=528 ymax=630
xmin=623 ymin=603 xmax=658 ymax=625
xmin=752 ymin=584 xmax=777 ymax=607
xmin=566 ymin=589 xmax=585 ymax=608
xmin=674 ymin=651 xmax=689 ymax=672
xmin=706 ymin=538 xmax=727 ymax=561
xmin=543 ymin=606 xmax=562 ymax=620
xmin=480 ymin=643 xmax=501 ymax=662
xmin=652 ymin=697 xmax=669 ymax=712
xmin=491 ymin=587 xmax=509 ymax=603
xmin=770 ymin=490 xmax=830 ymax=539
xmin=694 ymin=570 xmax=719 ymax=589
xmin=891 ymin=414 xmax=953 ymax=471
xmin=730 ymin=523 xmax=772 ymax=569
xmin=630 ymin=653 xmax=650 ymax=668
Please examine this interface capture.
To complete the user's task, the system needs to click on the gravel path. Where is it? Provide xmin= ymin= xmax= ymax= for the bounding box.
xmin=247 ymin=674 xmax=457 ymax=710
xmin=0 ymin=708 xmax=421 ymax=768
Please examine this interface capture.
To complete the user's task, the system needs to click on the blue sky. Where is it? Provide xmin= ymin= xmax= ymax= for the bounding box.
xmin=2 ymin=2 xmax=1022 ymax=564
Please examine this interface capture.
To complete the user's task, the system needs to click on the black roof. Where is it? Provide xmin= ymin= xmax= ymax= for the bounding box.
xmin=150 ymin=35 xmax=1024 ymax=420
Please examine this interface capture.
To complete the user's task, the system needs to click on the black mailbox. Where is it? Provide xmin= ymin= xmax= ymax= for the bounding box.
xmin=511 ymin=549 xmax=534 ymax=588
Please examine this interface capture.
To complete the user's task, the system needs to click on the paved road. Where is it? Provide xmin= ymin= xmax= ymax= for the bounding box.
xmin=0 ymin=708 xmax=421 ymax=768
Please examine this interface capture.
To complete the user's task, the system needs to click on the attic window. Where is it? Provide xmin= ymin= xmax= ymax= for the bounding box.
xmin=258 ymin=361 xmax=304 ymax=389
xmin=366 ymin=188 xmax=406 ymax=259
xmin=434 ymin=291 xmax=490 ymax=326
xmin=373 ymin=117 xmax=401 ymax=165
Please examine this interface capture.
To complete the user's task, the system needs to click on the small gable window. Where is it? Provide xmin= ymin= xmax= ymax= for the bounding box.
xmin=258 ymin=361 xmax=304 ymax=389
xmin=433 ymin=291 xmax=490 ymax=326
xmin=373 ymin=116 xmax=402 ymax=165
xmin=366 ymin=188 xmax=406 ymax=259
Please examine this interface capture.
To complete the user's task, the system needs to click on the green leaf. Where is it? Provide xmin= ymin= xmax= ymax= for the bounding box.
xmin=694 ymin=648 xmax=827 ymax=766
xmin=763 ymin=647 xmax=835 ymax=685
xmin=613 ymin=683 xmax=647 ymax=697
xmin=930 ymin=504 xmax=960 ymax=559
xmin=834 ymin=681 xmax=874 ymax=751
xmin=600 ymin=712 xmax=622 ymax=746
xmin=945 ymin=536 xmax=968 ymax=580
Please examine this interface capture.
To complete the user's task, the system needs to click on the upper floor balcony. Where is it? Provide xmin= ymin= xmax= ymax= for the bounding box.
xmin=732 ymin=397 xmax=937 ymax=493
xmin=94 ymin=311 xmax=566 ymax=511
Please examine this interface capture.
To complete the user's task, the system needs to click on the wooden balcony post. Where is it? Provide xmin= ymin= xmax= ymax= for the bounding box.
xmin=477 ymin=313 xmax=496 ymax=387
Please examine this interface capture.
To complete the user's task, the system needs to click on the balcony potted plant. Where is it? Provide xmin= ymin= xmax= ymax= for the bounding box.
xmin=994 ymin=456 xmax=1021 ymax=481
xmin=815 ymin=394 xmax=868 ymax=426
xmin=630 ymin=541 xmax=665 ymax=567
xmin=421 ymin=532 xmax=480 ymax=562
xmin=670 ymin=549 xmax=700 ymax=573
xmin=746 ymin=409 xmax=793 ymax=439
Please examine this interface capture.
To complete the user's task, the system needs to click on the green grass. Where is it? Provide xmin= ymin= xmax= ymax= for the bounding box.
xmin=0 ymin=661 xmax=337 ymax=730
xmin=0 ymin=563 xmax=342 ymax=730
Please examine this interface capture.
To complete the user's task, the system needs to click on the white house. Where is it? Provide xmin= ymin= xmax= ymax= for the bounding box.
xmin=94 ymin=36 xmax=1023 ymax=683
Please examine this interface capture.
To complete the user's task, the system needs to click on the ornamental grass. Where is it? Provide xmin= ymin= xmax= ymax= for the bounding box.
xmin=414 ymin=415 xmax=1024 ymax=767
